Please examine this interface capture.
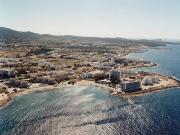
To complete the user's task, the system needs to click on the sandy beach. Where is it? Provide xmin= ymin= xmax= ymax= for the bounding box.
xmin=75 ymin=75 xmax=180 ymax=98
xmin=76 ymin=80 xmax=115 ymax=91
xmin=76 ymin=80 xmax=96 ymax=85
xmin=0 ymin=82 xmax=71 ymax=108
xmin=0 ymin=80 xmax=114 ymax=109
xmin=1 ymin=73 xmax=180 ymax=109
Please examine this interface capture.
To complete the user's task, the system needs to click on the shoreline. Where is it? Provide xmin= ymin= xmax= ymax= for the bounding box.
xmin=0 ymin=44 xmax=179 ymax=109
xmin=0 ymin=82 xmax=71 ymax=109
xmin=74 ymin=75 xmax=180 ymax=97
xmin=130 ymin=63 xmax=158 ymax=69
xmin=75 ymin=73 xmax=180 ymax=98
xmin=1 ymin=74 xmax=180 ymax=109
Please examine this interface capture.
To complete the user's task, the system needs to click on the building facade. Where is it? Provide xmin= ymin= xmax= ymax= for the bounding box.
xmin=142 ymin=76 xmax=160 ymax=85
xmin=109 ymin=70 xmax=121 ymax=81
xmin=0 ymin=69 xmax=15 ymax=78
xmin=121 ymin=81 xmax=141 ymax=92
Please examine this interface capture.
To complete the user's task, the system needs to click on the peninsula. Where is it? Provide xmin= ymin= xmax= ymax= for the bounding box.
xmin=0 ymin=27 xmax=180 ymax=108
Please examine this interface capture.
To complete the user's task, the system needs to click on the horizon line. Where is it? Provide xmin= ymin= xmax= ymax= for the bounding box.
xmin=1 ymin=26 xmax=180 ymax=41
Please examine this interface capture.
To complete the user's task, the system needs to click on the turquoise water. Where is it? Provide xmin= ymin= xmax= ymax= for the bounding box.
xmin=0 ymin=44 xmax=180 ymax=135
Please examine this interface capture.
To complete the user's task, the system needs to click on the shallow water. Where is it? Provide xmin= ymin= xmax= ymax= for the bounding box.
xmin=0 ymin=44 xmax=180 ymax=135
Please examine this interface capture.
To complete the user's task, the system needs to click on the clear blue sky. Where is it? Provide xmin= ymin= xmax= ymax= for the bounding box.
xmin=0 ymin=0 xmax=179 ymax=39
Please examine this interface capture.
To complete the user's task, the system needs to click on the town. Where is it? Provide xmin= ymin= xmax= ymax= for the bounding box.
xmin=0 ymin=34 xmax=180 ymax=107
xmin=1 ymin=0 xmax=180 ymax=134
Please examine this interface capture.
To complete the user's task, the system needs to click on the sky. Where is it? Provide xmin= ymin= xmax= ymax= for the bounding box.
xmin=0 ymin=0 xmax=180 ymax=39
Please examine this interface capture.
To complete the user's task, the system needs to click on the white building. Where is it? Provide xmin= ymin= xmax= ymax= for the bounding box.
xmin=142 ymin=76 xmax=160 ymax=85
xmin=121 ymin=69 xmax=137 ymax=77
xmin=82 ymin=70 xmax=104 ymax=79
xmin=110 ymin=57 xmax=115 ymax=65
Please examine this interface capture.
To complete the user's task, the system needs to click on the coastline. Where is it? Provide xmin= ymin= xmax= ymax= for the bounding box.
xmin=1 ymin=74 xmax=180 ymax=109
xmin=1 ymin=44 xmax=179 ymax=109
xmin=0 ymin=82 xmax=71 ymax=109
xmin=130 ymin=63 xmax=158 ymax=69
xmin=75 ymin=75 xmax=180 ymax=97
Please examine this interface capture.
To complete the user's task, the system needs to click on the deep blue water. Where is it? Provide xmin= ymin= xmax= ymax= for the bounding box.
xmin=127 ymin=44 xmax=180 ymax=78
xmin=0 ymin=44 xmax=180 ymax=135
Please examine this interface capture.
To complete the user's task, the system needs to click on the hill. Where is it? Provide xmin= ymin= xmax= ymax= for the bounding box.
xmin=0 ymin=27 xmax=167 ymax=46
xmin=0 ymin=27 xmax=41 ymax=41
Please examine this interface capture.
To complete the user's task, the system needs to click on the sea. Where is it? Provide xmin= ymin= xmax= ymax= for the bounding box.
xmin=0 ymin=44 xmax=180 ymax=135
